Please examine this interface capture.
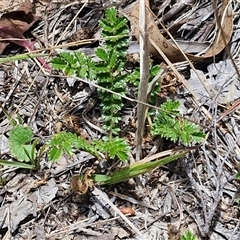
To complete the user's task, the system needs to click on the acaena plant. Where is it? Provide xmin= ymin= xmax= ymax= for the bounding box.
xmin=180 ymin=230 xmax=198 ymax=240
xmin=51 ymin=7 xmax=129 ymax=138
xmin=51 ymin=7 xmax=205 ymax=163
xmin=0 ymin=112 xmax=196 ymax=190
xmin=0 ymin=7 xmax=205 ymax=193
xmin=151 ymin=100 xmax=205 ymax=146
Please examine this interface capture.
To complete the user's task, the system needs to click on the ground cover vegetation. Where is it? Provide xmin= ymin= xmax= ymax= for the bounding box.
xmin=1 ymin=8 xmax=204 ymax=186
xmin=0 ymin=0 xmax=240 ymax=239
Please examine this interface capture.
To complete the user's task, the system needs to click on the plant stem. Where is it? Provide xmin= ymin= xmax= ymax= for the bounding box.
xmin=0 ymin=53 xmax=47 ymax=64
xmin=94 ymin=148 xmax=193 ymax=185
xmin=136 ymin=0 xmax=149 ymax=160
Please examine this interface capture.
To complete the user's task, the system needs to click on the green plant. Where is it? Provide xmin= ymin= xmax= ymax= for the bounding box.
xmin=0 ymin=124 xmax=41 ymax=170
xmin=0 ymin=124 xmax=130 ymax=169
xmin=47 ymin=132 xmax=130 ymax=162
xmin=180 ymin=230 xmax=198 ymax=240
xmin=151 ymin=100 xmax=205 ymax=146
xmin=0 ymin=7 xmax=205 ymax=194
xmin=95 ymin=8 xmax=129 ymax=137
xmin=0 ymin=118 xmax=194 ymax=187
xmin=49 ymin=7 xmax=204 ymax=189
xmin=0 ymin=108 xmax=41 ymax=169
xmin=94 ymin=148 xmax=191 ymax=185
xmin=51 ymin=7 xmax=129 ymax=138
xmin=47 ymin=131 xmax=100 ymax=161
xmin=127 ymin=63 xmax=161 ymax=104
xmin=51 ymin=51 xmax=95 ymax=80
xmin=46 ymin=132 xmax=195 ymax=186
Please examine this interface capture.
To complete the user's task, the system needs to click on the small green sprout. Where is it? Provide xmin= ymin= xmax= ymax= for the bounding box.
xmin=180 ymin=230 xmax=198 ymax=240
xmin=151 ymin=100 xmax=205 ymax=146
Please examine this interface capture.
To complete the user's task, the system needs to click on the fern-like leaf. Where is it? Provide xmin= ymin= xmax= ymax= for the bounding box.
xmin=152 ymin=100 xmax=205 ymax=146
xmin=95 ymin=48 xmax=108 ymax=61
xmin=51 ymin=52 xmax=95 ymax=80
xmin=47 ymin=132 xmax=99 ymax=161
xmin=93 ymin=137 xmax=130 ymax=161
xmin=51 ymin=7 xmax=130 ymax=138
xmin=99 ymin=8 xmax=129 ymax=52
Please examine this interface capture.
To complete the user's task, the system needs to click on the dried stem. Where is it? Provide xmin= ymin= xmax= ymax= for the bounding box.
xmin=136 ymin=0 xmax=149 ymax=160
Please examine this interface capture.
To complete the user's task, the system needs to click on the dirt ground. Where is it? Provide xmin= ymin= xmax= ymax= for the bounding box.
xmin=0 ymin=0 xmax=240 ymax=239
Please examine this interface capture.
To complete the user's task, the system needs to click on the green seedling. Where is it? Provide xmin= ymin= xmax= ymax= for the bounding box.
xmin=180 ymin=230 xmax=198 ymax=240
xmin=51 ymin=7 xmax=129 ymax=138
xmin=1 ymin=7 xmax=205 ymax=193
xmin=0 ymin=124 xmax=41 ymax=170
xmin=0 ymin=108 xmax=44 ymax=170
xmin=49 ymin=7 xmax=205 ymax=188
xmin=151 ymin=100 xmax=205 ymax=146
xmin=47 ymin=132 xmax=130 ymax=162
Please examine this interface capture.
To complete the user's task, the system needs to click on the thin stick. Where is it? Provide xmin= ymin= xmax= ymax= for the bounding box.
xmin=136 ymin=0 xmax=149 ymax=161
xmin=93 ymin=187 xmax=144 ymax=239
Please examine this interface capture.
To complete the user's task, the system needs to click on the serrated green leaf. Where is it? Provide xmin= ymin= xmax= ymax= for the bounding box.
xmin=9 ymin=125 xmax=33 ymax=145
xmin=60 ymin=52 xmax=76 ymax=64
xmin=93 ymin=137 xmax=130 ymax=161
xmin=95 ymin=48 xmax=108 ymax=61
xmin=114 ymin=18 xmax=128 ymax=32
xmin=95 ymin=64 xmax=109 ymax=73
xmin=99 ymin=21 xmax=114 ymax=33
xmin=64 ymin=65 xmax=75 ymax=76
xmin=48 ymin=147 xmax=62 ymax=162
xmin=108 ymin=49 xmax=118 ymax=68
xmin=51 ymin=57 xmax=67 ymax=70
xmin=152 ymin=101 xmax=205 ymax=146
xmin=150 ymin=65 xmax=161 ymax=76
xmin=104 ymin=7 xmax=117 ymax=23
xmin=23 ymin=145 xmax=34 ymax=161
xmin=11 ymin=144 xmax=33 ymax=162
xmin=179 ymin=132 xmax=190 ymax=146
xmin=74 ymin=51 xmax=86 ymax=63
xmin=162 ymin=100 xmax=180 ymax=114
xmin=47 ymin=131 xmax=100 ymax=161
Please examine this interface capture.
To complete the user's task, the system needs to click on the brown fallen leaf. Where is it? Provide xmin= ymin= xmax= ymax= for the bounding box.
xmin=70 ymin=169 xmax=95 ymax=194
xmin=130 ymin=0 xmax=233 ymax=62
xmin=0 ymin=0 xmax=39 ymax=54
xmin=119 ymin=207 xmax=135 ymax=216
xmin=0 ymin=0 xmax=50 ymax=69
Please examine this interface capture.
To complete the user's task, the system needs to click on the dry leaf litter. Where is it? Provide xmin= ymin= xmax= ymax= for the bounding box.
xmin=0 ymin=0 xmax=240 ymax=239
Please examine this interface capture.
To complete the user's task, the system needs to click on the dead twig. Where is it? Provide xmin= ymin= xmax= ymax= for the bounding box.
xmin=136 ymin=0 xmax=149 ymax=161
